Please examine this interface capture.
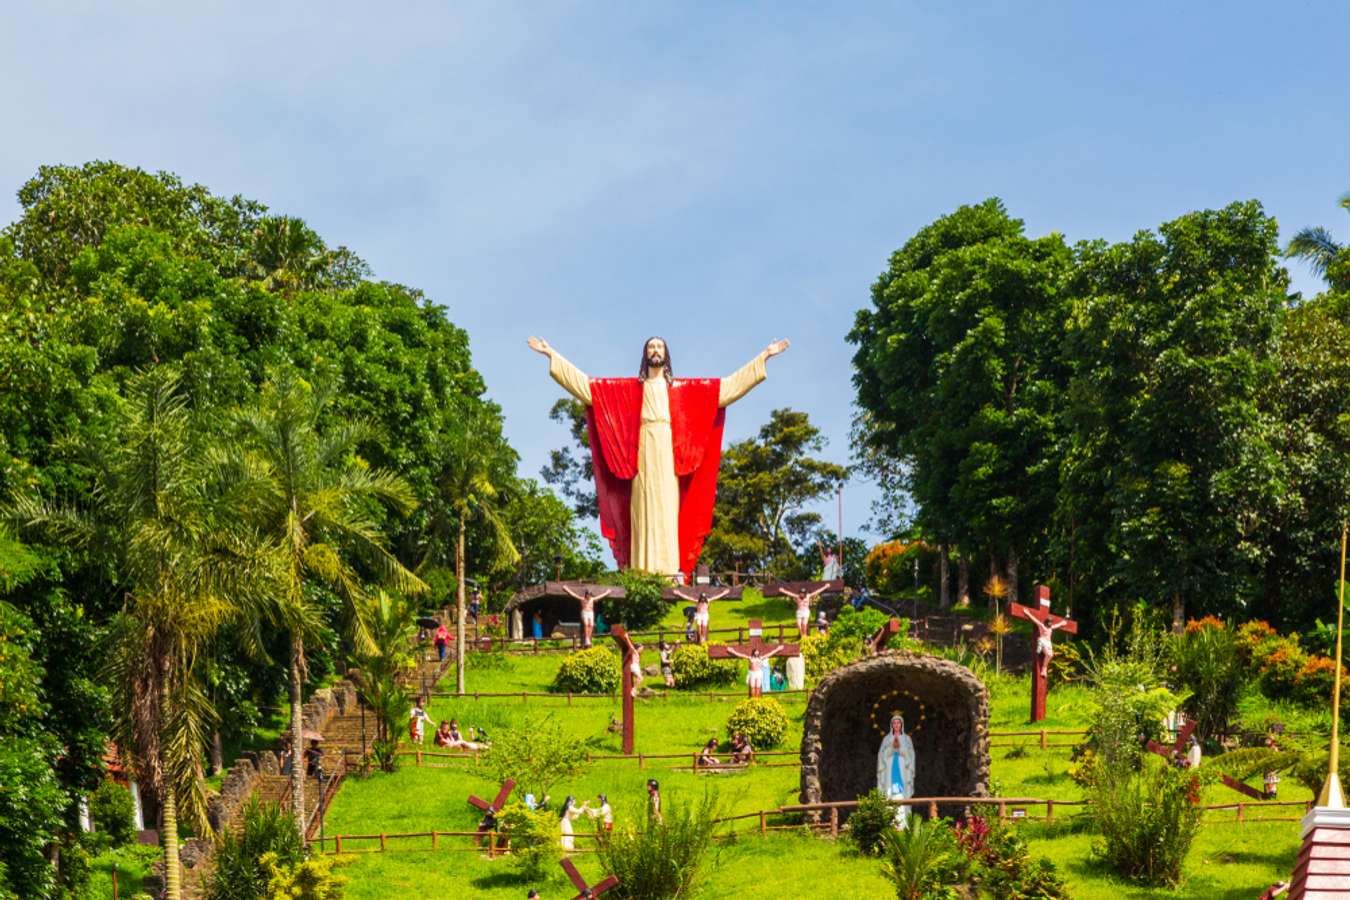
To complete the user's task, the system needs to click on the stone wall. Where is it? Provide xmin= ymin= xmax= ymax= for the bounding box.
xmin=799 ymin=651 xmax=989 ymax=822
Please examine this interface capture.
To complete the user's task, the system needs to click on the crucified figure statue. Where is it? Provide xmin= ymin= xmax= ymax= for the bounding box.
xmin=1030 ymin=614 xmax=1072 ymax=682
xmin=780 ymin=584 xmax=830 ymax=638
xmin=561 ymin=585 xmax=615 ymax=648
xmin=723 ymin=646 xmax=781 ymax=698
xmin=671 ymin=587 xmax=730 ymax=643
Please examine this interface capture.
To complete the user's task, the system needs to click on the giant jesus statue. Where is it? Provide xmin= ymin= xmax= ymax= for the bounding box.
xmin=529 ymin=335 xmax=788 ymax=579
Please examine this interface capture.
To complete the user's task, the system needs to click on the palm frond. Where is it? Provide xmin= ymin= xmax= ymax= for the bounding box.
xmin=1285 ymin=226 xmax=1342 ymax=276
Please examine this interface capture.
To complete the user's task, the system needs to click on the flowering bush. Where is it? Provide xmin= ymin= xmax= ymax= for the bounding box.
xmin=864 ymin=540 xmax=929 ymax=597
xmin=1294 ymin=655 xmax=1346 ymax=706
xmin=725 ymin=697 xmax=789 ymax=748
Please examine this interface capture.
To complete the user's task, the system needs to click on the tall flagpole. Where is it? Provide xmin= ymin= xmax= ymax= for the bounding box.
xmin=1319 ymin=522 xmax=1348 ymax=809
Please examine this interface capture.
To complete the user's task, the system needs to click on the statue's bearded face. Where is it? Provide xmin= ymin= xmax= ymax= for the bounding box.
xmin=645 ymin=338 xmax=667 ymax=367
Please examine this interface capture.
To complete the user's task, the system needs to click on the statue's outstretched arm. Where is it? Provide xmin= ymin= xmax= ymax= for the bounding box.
xmin=718 ymin=339 xmax=787 ymax=408
xmin=529 ymin=336 xmax=592 ymax=405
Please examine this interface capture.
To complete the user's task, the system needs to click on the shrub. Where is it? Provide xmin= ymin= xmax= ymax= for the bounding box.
xmin=1295 ymin=655 xmax=1346 ymax=707
xmin=847 ymin=789 xmax=895 ymax=856
xmin=670 ymin=643 xmax=738 ymax=689
xmin=1172 ymin=621 xmax=1244 ymax=740
xmin=497 ymin=801 xmax=560 ymax=880
xmin=551 ymin=647 xmax=620 ymax=694
xmin=596 ymin=790 xmax=720 ymax=900
xmin=258 ymin=850 xmax=346 ymax=899
xmin=801 ymin=632 xmax=853 ymax=681
xmin=1090 ymin=757 xmax=1203 ymax=886
xmin=90 ymin=779 xmax=137 ymax=848
xmin=880 ymin=817 xmax=963 ymax=900
xmin=604 ymin=570 xmax=668 ymax=631
xmin=725 ymin=697 xmax=789 ymax=748
xmin=206 ymin=798 xmax=305 ymax=900
xmin=482 ymin=719 xmax=587 ymax=799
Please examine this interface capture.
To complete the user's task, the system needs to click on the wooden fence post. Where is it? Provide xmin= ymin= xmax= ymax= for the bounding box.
xmin=928 ymin=800 xmax=938 ymax=818
xmin=1039 ymin=729 xmax=1047 ymax=750
xmin=998 ymin=801 xmax=1007 ymax=823
xmin=417 ymin=750 xmax=422 ymax=767
xmin=335 ymin=835 xmax=343 ymax=854
xmin=638 ymin=753 xmax=645 ymax=769
xmin=1237 ymin=803 xmax=1245 ymax=824
xmin=760 ymin=810 xmax=767 ymax=834
xmin=380 ymin=833 xmax=387 ymax=851
xmin=567 ymin=692 xmax=573 ymax=706
xmin=829 ymin=807 xmax=838 ymax=837
xmin=1045 ymin=799 xmax=1054 ymax=823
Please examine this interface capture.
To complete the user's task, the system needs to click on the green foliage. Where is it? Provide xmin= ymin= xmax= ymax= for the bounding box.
xmin=703 ymin=408 xmax=848 ymax=576
xmin=605 ymin=570 xmax=668 ymax=631
xmin=258 ymin=851 xmax=346 ymax=900
xmin=725 ymin=697 xmax=789 ymax=749
xmin=801 ymin=607 xmax=904 ymax=681
xmin=206 ymin=798 xmax=305 ymax=900
xmin=482 ymin=719 xmax=587 ymax=800
xmin=497 ymin=801 xmax=560 ymax=880
xmin=1083 ymin=610 xmax=1181 ymax=770
xmin=551 ymin=647 xmax=620 ymax=694
xmin=0 ymin=735 xmax=65 ymax=899
xmin=669 ymin=643 xmax=738 ymax=689
xmin=846 ymin=789 xmax=896 ymax=856
xmin=350 ymin=592 xmax=415 ymax=772
xmin=1090 ymin=757 xmax=1204 ymax=886
xmin=596 ymin=790 xmax=720 ymax=900
xmin=801 ymin=632 xmax=853 ymax=681
xmin=972 ymin=821 xmax=1069 ymax=900
xmin=90 ymin=780 xmax=137 ymax=848
xmin=880 ymin=817 xmax=963 ymax=900
xmin=1172 ymin=619 xmax=1245 ymax=739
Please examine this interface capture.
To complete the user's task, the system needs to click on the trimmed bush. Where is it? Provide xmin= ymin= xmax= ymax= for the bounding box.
xmin=847 ymin=789 xmax=895 ymax=856
xmin=90 ymin=780 xmax=137 ymax=848
xmin=725 ymin=697 xmax=789 ymax=748
xmin=551 ymin=647 xmax=620 ymax=694
xmin=670 ymin=643 xmax=738 ymax=689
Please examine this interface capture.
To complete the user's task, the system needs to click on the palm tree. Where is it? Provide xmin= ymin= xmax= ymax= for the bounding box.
xmin=12 ymin=369 xmax=276 ymax=900
xmin=422 ymin=403 xmax=519 ymax=694
xmin=246 ymin=215 xmax=333 ymax=295
xmin=220 ymin=369 xmax=425 ymax=834
xmin=350 ymin=591 xmax=417 ymax=772
xmin=1286 ymin=193 xmax=1350 ymax=289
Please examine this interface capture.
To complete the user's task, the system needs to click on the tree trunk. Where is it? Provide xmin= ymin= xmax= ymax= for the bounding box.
xmin=957 ymin=555 xmax=970 ymax=607
xmin=456 ymin=514 xmax=467 ymax=696
xmin=162 ymin=778 xmax=181 ymax=900
xmin=209 ymin=731 xmax=224 ymax=776
xmin=288 ymin=634 xmax=305 ymax=836
xmin=1171 ymin=592 xmax=1185 ymax=634
xmin=939 ymin=545 xmax=951 ymax=609
xmin=1004 ymin=545 xmax=1020 ymax=606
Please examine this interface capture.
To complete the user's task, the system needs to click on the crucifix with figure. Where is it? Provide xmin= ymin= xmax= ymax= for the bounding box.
xmin=1144 ymin=719 xmax=1266 ymax=799
xmin=1008 ymin=585 xmax=1077 ymax=723
xmin=608 ymin=625 xmax=640 ymax=754
xmin=467 ymin=779 xmax=515 ymax=843
xmin=560 ymin=857 xmax=619 ymax=898
xmin=669 ymin=586 xmax=733 ymax=643
xmin=561 ymin=584 xmax=616 ymax=648
xmin=707 ymin=621 xmax=800 ymax=698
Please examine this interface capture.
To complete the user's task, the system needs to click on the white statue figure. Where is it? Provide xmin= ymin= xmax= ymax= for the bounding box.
xmin=876 ymin=714 xmax=916 ymax=830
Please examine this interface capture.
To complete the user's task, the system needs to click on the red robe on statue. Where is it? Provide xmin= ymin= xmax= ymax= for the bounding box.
xmin=585 ymin=378 xmax=725 ymax=580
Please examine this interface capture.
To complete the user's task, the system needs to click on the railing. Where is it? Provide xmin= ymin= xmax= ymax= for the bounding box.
xmin=429 ymin=687 xmax=813 ymax=703
xmin=462 ymin=621 xmax=813 ymax=654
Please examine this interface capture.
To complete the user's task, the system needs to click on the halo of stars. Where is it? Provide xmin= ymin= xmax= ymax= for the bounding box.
xmin=870 ymin=688 xmax=927 ymax=735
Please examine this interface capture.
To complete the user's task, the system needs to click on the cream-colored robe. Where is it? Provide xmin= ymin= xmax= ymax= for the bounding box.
xmin=549 ymin=351 xmax=767 ymax=576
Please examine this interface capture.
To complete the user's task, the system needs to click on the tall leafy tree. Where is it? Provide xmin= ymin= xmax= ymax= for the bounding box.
xmin=540 ymin=398 xmax=598 ymax=518
xmin=222 ymin=369 xmax=424 ymax=833
xmin=703 ymin=408 xmax=846 ymax=577
xmin=849 ymin=199 xmax=1072 ymax=602
xmin=422 ymin=402 xmax=519 ymax=694
xmin=1060 ymin=201 xmax=1287 ymax=627
xmin=12 ymin=369 xmax=272 ymax=900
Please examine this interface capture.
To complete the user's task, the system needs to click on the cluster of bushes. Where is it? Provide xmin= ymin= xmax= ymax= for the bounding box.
xmin=725 ymin=697 xmax=789 ymax=748
xmin=863 ymin=540 xmax=933 ymax=599
xmin=803 ymin=607 xmax=909 ymax=681
xmin=551 ymin=647 xmax=620 ymax=694
xmin=1236 ymin=619 xmax=1346 ymax=707
xmin=207 ymin=798 xmax=345 ymax=900
xmin=669 ymin=643 xmax=738 ymax=689
xmin=497 ymin=801 xmax=560 ymax=880
xmin=847 ymin=795 xmax=1068 ymax=899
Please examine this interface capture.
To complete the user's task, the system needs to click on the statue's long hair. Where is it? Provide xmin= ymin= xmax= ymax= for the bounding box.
xmin=638 ymin=336 xmax=673 ymax=383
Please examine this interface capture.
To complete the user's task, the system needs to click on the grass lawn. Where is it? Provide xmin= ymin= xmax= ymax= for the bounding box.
xmin=310 ymin=629 xmax=1312 ymax=899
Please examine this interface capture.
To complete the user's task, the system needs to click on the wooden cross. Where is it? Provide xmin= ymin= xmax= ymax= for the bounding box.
xmin=608 ymin=625 xmax=638 ymax=755
xmin=867 ymin=618 xmax=903 ymax=655
xmin=706 ymin=620 xmax=800 ymax=697
xmin=1144 ymin=720 xmax=1264 ymax=799
xmin=1007 ymin=585 xmax=1077 ymax=723
xmin=560 ymin=856 xmax=619 ymax=898
xmin=467 ymin=778 xmax=514 ymax=816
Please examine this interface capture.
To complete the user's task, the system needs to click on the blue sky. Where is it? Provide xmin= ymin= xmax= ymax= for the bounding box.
xmin=4 ymin=2 xmax=1347 ymax=540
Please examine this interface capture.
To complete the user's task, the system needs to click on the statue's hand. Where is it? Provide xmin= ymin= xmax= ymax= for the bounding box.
xmin=765 ymin=338 xmax=790 ymax=358
xmin=527 ymin=336 xmax=552 ymax=357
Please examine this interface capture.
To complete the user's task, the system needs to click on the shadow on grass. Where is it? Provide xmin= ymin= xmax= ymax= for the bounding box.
xmin=469 ymin=867 xmax=554 ymax=892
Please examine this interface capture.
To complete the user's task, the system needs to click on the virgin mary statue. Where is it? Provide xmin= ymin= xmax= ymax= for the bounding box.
xmin=876 ymin=714 xmax=916 ymax=829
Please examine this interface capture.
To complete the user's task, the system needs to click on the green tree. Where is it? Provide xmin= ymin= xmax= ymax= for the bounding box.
xmin=223 ymin=370 xmax=424 ymax=833
xmin=1285 ymin=192 xmax=1350 ymax=291
xmin=422 ymin=402 xmax=519 ymax=694
xmin=540 ymin=397 xmax=597 ymax=518
xmin=14 ymin=369 xmax=273 ymax=900
xmin=849 ymin=199 xmax=1072 ymax=603
xmin=500 ymin=478 xmax=604 ymax=588
xmin=703 ymin=408 xmax=846 ymax=577
xmin=349 ymin=591 xmax=415 ymax=772
xmin=1060 ymin=202 xmax=1287 ymax=626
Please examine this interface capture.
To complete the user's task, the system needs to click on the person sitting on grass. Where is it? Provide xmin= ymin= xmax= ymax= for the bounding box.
xmin=730 ymin=732 xmax=754 ymax=765
xmin=445 ymin=718 xmax=485 ymax=751
xmin=434 ymin=720 xmax=454 ymax=747
xmin=697 ymin=738 xmax=720 ymax=768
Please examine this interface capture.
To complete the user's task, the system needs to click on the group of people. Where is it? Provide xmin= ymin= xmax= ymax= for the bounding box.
xmin=407 ymin=697 xmax=489 ymax=751
xmin=696 ymin=733 xmax=755 ymax=768
xmin=558 ymin=793 xmax=614 ymax=850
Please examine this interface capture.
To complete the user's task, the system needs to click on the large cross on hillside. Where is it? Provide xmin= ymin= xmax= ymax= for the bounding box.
xmin=608 ymin=625 xmax=639 ymax=754
xmin=707 ymin=620 xmax=800 ymax=697
xmin=1008 ymin=585 xmax=1077 ymax=723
